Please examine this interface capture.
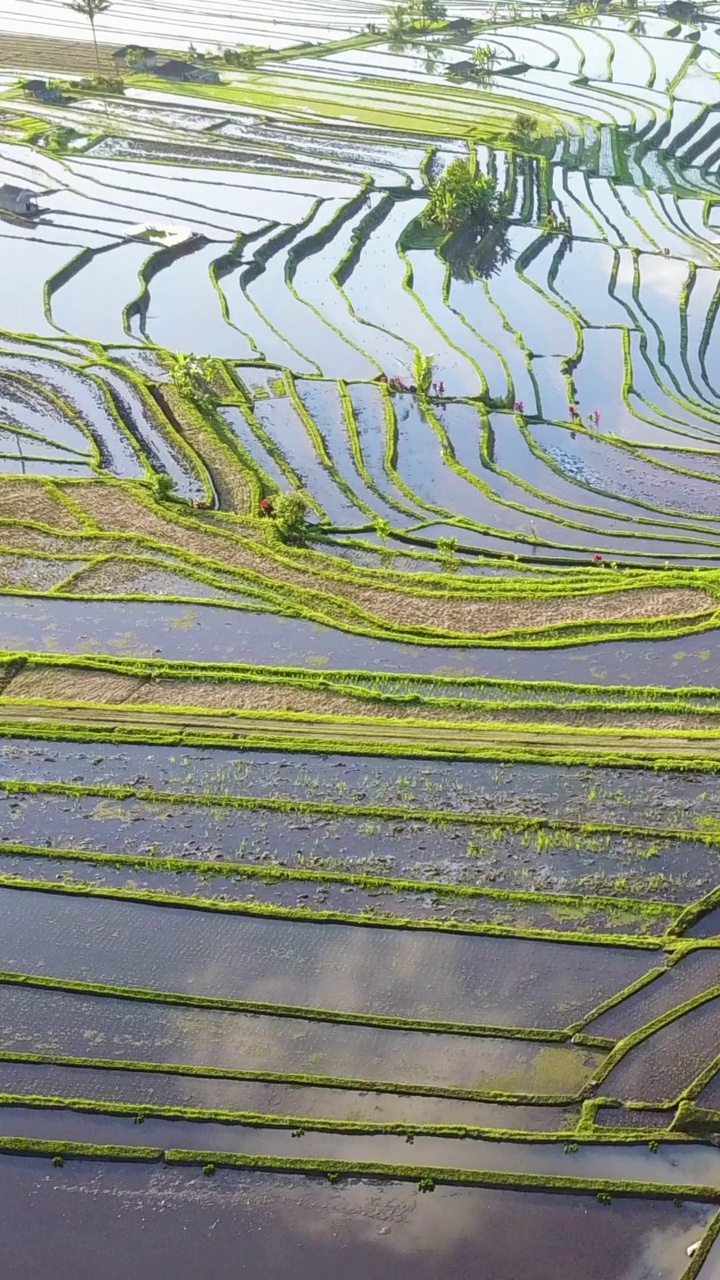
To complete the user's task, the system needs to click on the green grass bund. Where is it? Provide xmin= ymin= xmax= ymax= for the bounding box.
xmin=0 ymin=871 xmax=662 ymax=950
xmin=0 ymin=968 xmax=572 ymax=1042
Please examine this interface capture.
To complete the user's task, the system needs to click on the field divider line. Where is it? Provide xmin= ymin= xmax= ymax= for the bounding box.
xmin=0 ymin=1050 xmax=581 ymax=1107
xmin=0 ymin=1092 xmax=697 ymax=1146
xmin=0 ymin=870 xmax=662 ymax=949
xmin=0 ymin=839 xmax=676 ymax=923
xmin=0 ymin=968 xmax=573 ymax=1042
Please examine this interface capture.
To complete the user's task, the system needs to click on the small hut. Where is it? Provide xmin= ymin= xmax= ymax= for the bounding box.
xmin=22 ymin=79 xmax=65 ymax=104
xmin=155 ymin=59 xmax=220 ymax=84
xmin=0 ymin=185 xmax=39 ymax=218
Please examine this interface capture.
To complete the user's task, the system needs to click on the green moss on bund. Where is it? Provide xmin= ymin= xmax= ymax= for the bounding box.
xmin=0 ymin=871 xmax=663 ymax=950
xmin=0 ymin=838 xmax=676 ymax=924
xmin=0 ymin=968 xmax=573 ymax=1040
xmin=0 ymin=1050 xmax=580 ymax=1106
xmin=0 ymin=714 xmax=719 ymax=772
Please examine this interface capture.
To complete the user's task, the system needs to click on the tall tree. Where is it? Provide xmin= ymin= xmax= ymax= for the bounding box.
xmin=66 ymin=0 xmax=112 ymax=76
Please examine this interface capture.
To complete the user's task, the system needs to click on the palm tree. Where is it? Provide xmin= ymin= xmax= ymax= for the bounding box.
xmin=65 ymin=0 xmax=112 ymax=76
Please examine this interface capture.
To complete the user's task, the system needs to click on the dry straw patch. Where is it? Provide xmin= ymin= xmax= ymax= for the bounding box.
xmin=0 ymin=482 xmax=83 ymax=532
xmin=0 ymin=527 xmax=124 ymax=558
xmin=2 ymin=667 xmax=142 ymax=704
xmin=63 ymin=559 xmax=204 ymax=598
xmin=121 ymin=679 xmax=720 ymax=734
xmin=0 ymin=661 xmax=716 ymax=737
xmin=346 ymin=585 xmax=715 ymax=634
xmin=64 ymin=485 xmax=717 ymax=636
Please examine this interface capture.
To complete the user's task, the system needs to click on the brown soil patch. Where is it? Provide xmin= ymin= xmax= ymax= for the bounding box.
xmin=3 ymin=667 xmax=141 ymax=703
xmin=63 ymin=485 xmax=718 ymax=637
xmin=0 ymin=481 xmax=84 ymax=532
xmin=0 ymin=33 xmax=118 ymax=76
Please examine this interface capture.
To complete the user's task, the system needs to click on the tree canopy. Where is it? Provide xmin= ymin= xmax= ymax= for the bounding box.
xmin=423 ymin=157 xmax=506 ymax=233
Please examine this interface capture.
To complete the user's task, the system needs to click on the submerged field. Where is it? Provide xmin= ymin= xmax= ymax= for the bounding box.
xmin=2 ymin=0 xmax=720 ymax=1275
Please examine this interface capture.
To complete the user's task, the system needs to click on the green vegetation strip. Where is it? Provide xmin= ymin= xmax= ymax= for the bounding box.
xmin=679 ymin=1211 xmax=720 ymax=1280
xmin=0 ymin=969 xmax=570 ymax=1042
xmin=5 ymin=779 xmax=719 ymax=852
xmin=0 ymin=839 xmax=677 ymax=926
xmin=0 ymin=1137 xmax=712 ymax=1200
xmin=0 ymin=1051 xmax=578 ymax=1107
xmin=0 ymin=1093 xmax=693 ymax=1146
xmin=11 ymin=691 xmax=720 ymax=746
xmin=0 ymin=1136 xmax=161 ymax=1163
xmin=163 ymin=1149 xmax=720 ymax=1200
xmin=0 ymin=872 xmax=662 ymax=949
xmin=1 ymin=711 xmax=720 ymax=772
xmin=673 ymin=1101 xmax=720 ymax=1134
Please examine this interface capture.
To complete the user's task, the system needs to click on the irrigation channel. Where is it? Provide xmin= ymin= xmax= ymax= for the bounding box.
xmin=3 ymin=0 xmax=720 ymax=1274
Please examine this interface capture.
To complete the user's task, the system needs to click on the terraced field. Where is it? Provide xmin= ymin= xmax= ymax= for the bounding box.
xmin=2 ymin=0 xmax=720 ymax=1276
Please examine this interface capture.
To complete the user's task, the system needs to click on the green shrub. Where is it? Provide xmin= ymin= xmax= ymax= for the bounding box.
xmin=472 ymin=45 xmax=496 ymax=75
xmin=171 ymin=354 xmax=220 ymax=414
xmin=274 ymin=491 xmax=310 ymax=544
xmin=423 ymin=158 xmax=506 ymax=234
xmin=153 ymin=473 xmax=175 ymax=503
xmin=413 ymin=352 xmax=434 ymax=396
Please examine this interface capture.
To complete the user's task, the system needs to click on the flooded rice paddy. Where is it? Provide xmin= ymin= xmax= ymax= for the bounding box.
xmin=0 ymin=1159 xmax=711 ymax=1280
xmin=3 ymin=0 xmax=720 ymax=1270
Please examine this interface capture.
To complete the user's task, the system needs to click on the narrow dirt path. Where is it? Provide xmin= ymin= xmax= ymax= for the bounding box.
xmin=2 ymin=700 xmax=720 ymax=760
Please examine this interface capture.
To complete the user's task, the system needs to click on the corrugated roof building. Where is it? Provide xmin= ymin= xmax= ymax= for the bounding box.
xmin=0 ymin=185 xmax=39 ymax=217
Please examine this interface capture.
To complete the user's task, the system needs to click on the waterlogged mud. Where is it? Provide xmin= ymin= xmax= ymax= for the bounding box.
xmin=599 ymin=998 xmax=720 ymax=1104
xmin=2 ymin=757 xmax=720 ymax=906
xmin=595 ymin=1106 xmax=672 ymax=1131
xmin=1 ymin=742 xmax=720 ymax=826
xmin=0 ymin=848 xmax=674 ymax=937
xmin=585 ymin=951 xmax=720 ymax=1041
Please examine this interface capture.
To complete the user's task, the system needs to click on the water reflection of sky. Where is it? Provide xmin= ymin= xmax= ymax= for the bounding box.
xmin=0 ymin=886 xmax=654 ymax=1027
xmin=0 ymin=1161 xmax=713 ymax=1280
xmin=0 ymin=984 xmax=597 ymax=1094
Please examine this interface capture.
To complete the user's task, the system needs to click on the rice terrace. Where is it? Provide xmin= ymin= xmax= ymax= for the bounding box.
xmin=5 ymin=0 xmax=720 ymax=1274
